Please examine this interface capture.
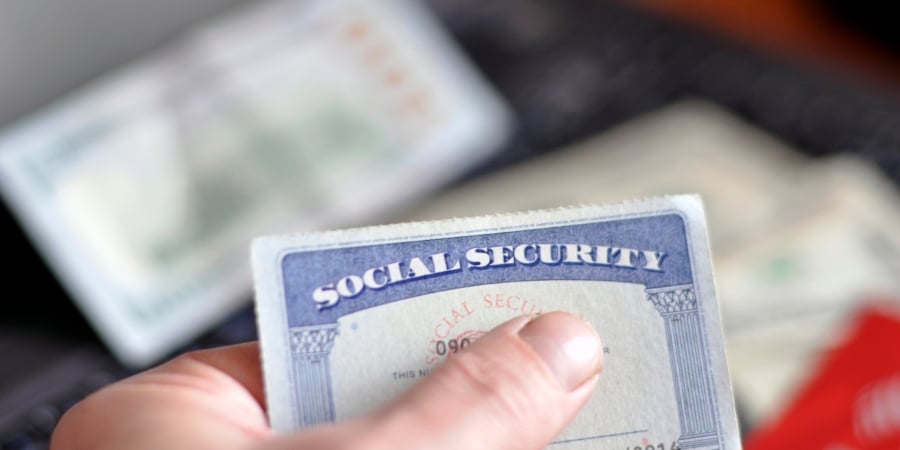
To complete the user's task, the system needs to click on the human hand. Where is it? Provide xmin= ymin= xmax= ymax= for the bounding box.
xmin=51 ymin=311 xmax=603 ymax=450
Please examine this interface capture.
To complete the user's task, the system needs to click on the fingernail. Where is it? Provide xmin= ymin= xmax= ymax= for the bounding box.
xmin=518 ymin=312 xmax=603 ymax=391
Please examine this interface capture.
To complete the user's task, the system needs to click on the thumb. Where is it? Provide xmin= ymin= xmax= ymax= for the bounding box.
xmin=368 ymin=311 xmax=603 ymax=449
xmin=266 ymin=312 xmax=603 ymax=450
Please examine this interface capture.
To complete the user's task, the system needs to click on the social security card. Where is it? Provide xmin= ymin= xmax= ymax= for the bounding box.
xmin=253 ymin=196 xmax=741 ymax=449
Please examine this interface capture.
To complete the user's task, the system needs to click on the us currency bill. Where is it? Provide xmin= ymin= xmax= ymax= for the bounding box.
xmin=253 ymin=196 xmax=741 ymax=449
xmin=0 ymin=0 xmax=509 ymax=366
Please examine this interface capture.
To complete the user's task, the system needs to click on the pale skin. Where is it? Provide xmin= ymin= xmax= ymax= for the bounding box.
xmin=51 ymin=312 xmax=604 ymax=450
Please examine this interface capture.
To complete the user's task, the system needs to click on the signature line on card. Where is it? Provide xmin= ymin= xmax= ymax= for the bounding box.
xmin=549 ymin=428 xmax=649 ymax=445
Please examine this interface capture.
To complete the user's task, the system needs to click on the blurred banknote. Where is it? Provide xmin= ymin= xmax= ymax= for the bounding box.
xmin=0 ymin=0 xmax=510 ymax=366
xmin=254 ymin=197 xmax=742 ymax=449
xmin=720 ymin=157 xmax=900 ymax=423
xmin=400 ymin=100 xmax=811 ymax=253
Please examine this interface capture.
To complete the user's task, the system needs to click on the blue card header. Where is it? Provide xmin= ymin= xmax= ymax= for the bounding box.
xmin=281 ymin=213 xmax=691 ymax=326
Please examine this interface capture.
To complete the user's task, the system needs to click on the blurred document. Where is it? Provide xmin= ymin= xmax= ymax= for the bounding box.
xmin=0 ymin=0 xmax=510 ymax=366
xmin=254 ymin=197 xmax=742 ymax=449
